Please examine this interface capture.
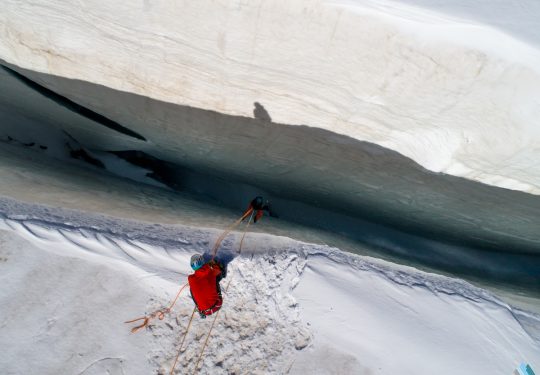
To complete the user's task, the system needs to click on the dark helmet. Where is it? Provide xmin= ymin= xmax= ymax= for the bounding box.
xmin=252 ymin=196 xmax=264 ymax=210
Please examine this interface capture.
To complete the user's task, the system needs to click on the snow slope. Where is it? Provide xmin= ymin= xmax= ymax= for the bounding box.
xmin=2 ymin=0 xmax=540 ymax=193
xmin=0 ymin=203 xmax=538 ymax=375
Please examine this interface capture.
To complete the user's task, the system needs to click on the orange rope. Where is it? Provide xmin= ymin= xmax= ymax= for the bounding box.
xmin=126 ymin=208 xmax=256 ymax=373
xmin=192 ymin=307 xmax=221 ymax=374
xmin=125 ymin=283 xmax=188 ymax=333
xmin=236 ymin=212 xmax=253 ymax=257
xmin=192 ymin=211 xmax=254 ymax=374
xmin=210 ymin=208 xmax=253 ymax=261
xmin=169 ymin=306 xmax=197 ymax=375
xmin=126 ymin=209 xmax=251 ymax=333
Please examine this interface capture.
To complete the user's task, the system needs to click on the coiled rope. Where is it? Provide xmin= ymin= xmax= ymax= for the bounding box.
xmin=124 ymin=282 xmax=189 ymax=333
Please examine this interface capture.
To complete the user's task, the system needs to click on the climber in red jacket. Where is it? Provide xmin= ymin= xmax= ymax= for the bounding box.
xmin=188 ymin=254 xmax=224 ymax=319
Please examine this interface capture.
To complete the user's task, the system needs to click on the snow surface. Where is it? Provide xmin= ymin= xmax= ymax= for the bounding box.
xmin=1 ymin=204 xmax=538 ymax=375
xmin=1 ymin=1 xmax=540 ymax=374
xmin=2 ymin=0 xmax=540 ymax=192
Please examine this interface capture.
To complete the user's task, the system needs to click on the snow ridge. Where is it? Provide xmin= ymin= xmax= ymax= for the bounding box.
xmin=0 ymin=196 xmax=526 ymax=313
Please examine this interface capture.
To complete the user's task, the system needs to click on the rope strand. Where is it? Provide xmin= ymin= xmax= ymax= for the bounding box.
xmin=210 ymin=208 xmax=253 ymax=260
xmin=127 ymin=209 xmax=257 ymax=373
xmin=125 ymin=283 xmax=188 ymax=333
xmin=192 ymin=211 xmax=254 ymax=374
xmin=126 ymin=209 xmax=252 ymax=333
xmin=169 ymin=306 xmax=197 ymax=375
xmin=192 ymin=308 xmax=221 ymax=374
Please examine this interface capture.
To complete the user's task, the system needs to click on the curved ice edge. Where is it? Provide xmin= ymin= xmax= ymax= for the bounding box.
xmin=1 ymin=197 xmax=538 ymax=343
xmin=308 ymin=248 xmax=540 ymax=341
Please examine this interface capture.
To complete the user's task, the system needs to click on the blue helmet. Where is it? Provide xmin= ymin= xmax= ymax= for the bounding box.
xmin=190 ymin=254 xmax=204 ymax=271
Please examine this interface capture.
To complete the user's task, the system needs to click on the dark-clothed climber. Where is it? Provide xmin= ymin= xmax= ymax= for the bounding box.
xmin=243 ymin=196 xmax=270 ymax=223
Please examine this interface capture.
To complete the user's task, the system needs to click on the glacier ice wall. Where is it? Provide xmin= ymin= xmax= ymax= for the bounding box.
xmin=1 ymin=0 xmax=540 ymax=192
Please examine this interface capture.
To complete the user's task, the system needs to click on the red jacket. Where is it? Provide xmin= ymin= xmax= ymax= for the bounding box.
xmin=188 ymin=263 xmax=223 ymax=315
